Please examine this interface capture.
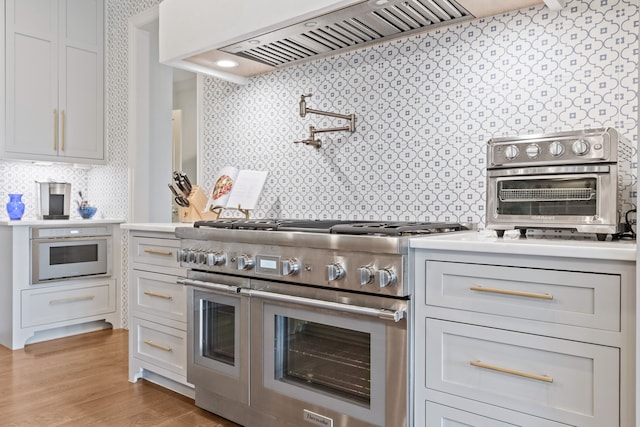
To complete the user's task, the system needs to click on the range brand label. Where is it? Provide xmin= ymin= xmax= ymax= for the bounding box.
xmin=303 ymin=409 xmax=334 ymax=427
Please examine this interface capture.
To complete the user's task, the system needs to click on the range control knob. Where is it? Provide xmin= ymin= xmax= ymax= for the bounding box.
xmin=237 ymin=254 xmax=255 ymax=270
xmin=503 ymin=145 xmax=519 ymax=160
xmin=177 ymin=249 xmax=187 ymax=263
xmin=206 ymin=252 xmax=226 ymax=266
xmin=327 ymin=263 xmax=346 ymax=281
xmin=377 ymin=268 xmax=397 ymax=288
xmin=282 ymin=258 xmax=300 ymax=276
xmin=525 ymin=143 xmax=541 ymax=159
xmin=186 ymin=250 xmax=197 ymax=264
xmin=196 ymin=251 xmax=207 ymax=265
xmin=357 ymin=266 xmax=375 ymax=286
xmin=549 ymin=141 xmax=565 ymax=157
xmin=572 ymin=139 xmax=590 ymax=156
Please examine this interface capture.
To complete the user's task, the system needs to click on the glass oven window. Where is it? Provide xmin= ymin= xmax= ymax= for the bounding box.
xmin=274 ymin=316 xmax=371 ymax=407
xmin=202 ymin=301 xmax=235 ymax=366
xmin=497 ymin=177 xmax=597 ymax=216
xmin=50 ymin=244 xmax=98 ymax=265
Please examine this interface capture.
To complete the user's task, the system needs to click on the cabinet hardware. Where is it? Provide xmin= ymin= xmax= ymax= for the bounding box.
xmin=144 ymin=340 xmax=173 ymax=352
xmin=143 ymin=249 xmax=173 ymax=256
xmin=53 ymin=109 xmax=58 ymax=150
xmin=143 ymin=291 xmax=173 ymax=300
xmin=470 ymin=360 xmax=553 ymax=383
xmin=49 ymin=295 xmax=95 ymax=305
xmin=61 ymin=110 xmax=65 ymax=151
xmin=469 ymin=285 xmax=553 ymax=300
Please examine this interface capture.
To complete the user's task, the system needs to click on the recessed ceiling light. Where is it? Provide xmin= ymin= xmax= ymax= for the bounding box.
xmin=372 ymin=0 xmax=389 ymax=5
xmin=216 ymin=59 xmax=239 ymax=68
xmin=248 ymin=40 xmax=260 ymax=45
xmin=304 ymin=21 xmax=318 ymax=27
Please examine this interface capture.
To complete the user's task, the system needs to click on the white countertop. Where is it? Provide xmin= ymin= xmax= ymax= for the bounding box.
xmin=410 ymin=229 xmax=637 ymax=261
xmin=120 ymin=222 xmax=194 ymax=233
xmin=0 ymin=218 xmax=125 ymax=226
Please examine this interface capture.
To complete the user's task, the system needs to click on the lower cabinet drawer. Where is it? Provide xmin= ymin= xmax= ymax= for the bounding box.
xmin=425 ymin=319 xmax=619 ymax=427
xmin=132 ymin=270 xmax=186 ymax=323
xmin=425 ymin=401 xmax=569 ymax=427
xmin=132 ymin=317 xmax=187 ymax=376
xmin=21 ymin=281 xmax=116 ymax=327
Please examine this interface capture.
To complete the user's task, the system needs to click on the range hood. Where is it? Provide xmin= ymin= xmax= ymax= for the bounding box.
xmin=160 ymin=0 xmax=547 ymax=84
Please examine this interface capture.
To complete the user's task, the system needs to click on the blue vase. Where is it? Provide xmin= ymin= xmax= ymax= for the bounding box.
xmin=6 ymin=194 xmax=25 ymax=220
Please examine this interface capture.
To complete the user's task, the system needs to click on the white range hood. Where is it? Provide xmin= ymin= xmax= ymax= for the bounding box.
xmin=159 ymin=0 xmax=551 ymax=84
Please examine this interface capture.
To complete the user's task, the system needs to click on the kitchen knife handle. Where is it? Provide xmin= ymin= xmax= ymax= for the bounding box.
xmin=53 ymin=109 xmax=58 ymax=150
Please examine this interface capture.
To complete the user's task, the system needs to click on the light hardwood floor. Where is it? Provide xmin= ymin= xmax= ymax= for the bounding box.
xmin=0 ymin=329 xmax=240 ymax=426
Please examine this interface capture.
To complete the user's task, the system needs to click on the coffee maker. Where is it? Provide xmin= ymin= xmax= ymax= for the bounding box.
xmin=36 ymin=181 xmax=71 ymax=219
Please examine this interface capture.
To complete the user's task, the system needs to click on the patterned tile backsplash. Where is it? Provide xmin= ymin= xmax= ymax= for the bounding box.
xmin=0 ymin=0 xmax=635 ymax=226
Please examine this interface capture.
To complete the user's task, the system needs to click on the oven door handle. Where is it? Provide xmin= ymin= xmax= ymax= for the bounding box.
xmin=177 ymin=278 xmax=242 ymax=294
xmin=247 ymin=289 xmax=406 ymax=322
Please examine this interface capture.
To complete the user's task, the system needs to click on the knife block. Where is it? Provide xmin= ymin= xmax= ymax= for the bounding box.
xmin=177 ymin=185 xmax=220 ymax=222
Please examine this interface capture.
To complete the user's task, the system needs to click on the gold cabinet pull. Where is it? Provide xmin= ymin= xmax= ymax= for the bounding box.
xmin=469 ymin=285 xmax=553 ymax=300
xmin=53 ymin=109 xmax=58 ymax=150
xmin=143 ymin=291 xmax=173 ymax=300
xmin=144 ymin=340 xmax=173 ymax=352
xmin=61 ymin=109 xmax=65 ymax=151
xmin=143 ymin=249 xmax=173 ymax=256
xmin=470 ymin=360 xmax=553 ymax=383
xmin=49 ymin=295 xmax=95 ymax=305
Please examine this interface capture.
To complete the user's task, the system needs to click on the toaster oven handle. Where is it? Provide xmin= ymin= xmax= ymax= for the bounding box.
xmin=247 ymin=288 xmax=406 ymax=322
xmin=178 ymin=278 xmax=242 ymax=294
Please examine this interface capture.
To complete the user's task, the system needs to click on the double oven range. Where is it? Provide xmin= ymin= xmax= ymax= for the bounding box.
xmin=176 ymin=219 xmax=468 ymax=427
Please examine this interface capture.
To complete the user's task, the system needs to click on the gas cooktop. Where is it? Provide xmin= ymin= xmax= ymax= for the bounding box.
xmin=193 ymin=219 xmax=467 ymax=236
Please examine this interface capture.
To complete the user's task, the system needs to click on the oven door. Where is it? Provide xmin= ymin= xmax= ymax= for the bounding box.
xmin=486 ymin=165 xmax=620 ymax=233
xmin=249 ymin=280 xmax=408 ymax=427
xmin=32 ymin=236 xmax=110 ymax=283
xmin=183 ymin=272 xmax=250 ymax=417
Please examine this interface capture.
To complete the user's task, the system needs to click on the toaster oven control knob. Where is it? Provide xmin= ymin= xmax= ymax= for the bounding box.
xmin=549 ymin=141 xmax=565 ymax=157
xmin=237 ymin=254 xmax=255 ymax=270
xmin=327 ymin=263 xmax=346 ymax=281
xmin=282 ymin=258 xmax=300 ymax=276
xmin=503 ymin=145 xmax=519 ymax=160
xmin=525 ymin=143 xmax=540 ymax=159
xmin=377 ymin=268 xmax=397 ymax=288
xmin=206 ymin=252 xmax=226 ymax=266
xmin=357 ymin=266 xmax=375 ymax=286
xmin=572 ymin=139 xmax=590 ymax=156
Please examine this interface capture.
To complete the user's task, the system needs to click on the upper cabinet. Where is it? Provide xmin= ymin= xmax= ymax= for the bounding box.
xmin=159 ymin=0 xmax=546 ymax=84
xmin=3 ymin=0 xmax=105 ymax=164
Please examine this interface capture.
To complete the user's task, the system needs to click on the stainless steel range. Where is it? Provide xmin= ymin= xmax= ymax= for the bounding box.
xmin=176 ymin=219 xmax=469 ymax=427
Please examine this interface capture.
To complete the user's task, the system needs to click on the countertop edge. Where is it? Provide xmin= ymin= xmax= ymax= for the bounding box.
xmin=120 ymin=222 xmax=194 ymax=233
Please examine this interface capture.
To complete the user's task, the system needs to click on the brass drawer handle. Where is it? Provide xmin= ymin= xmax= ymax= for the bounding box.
xmin=470 ymin=360 xmax=553 ymax=383
xmin=49 ymin=295 xmax=95 ymax=305
xmin=143 ymin=291 xmax=173 ymax=300
xmin=143 ymin=249 xmax=173 ymax=256
xmin=469 ymin=285 xmax=553 ymax=300
xmin=144 ymin=340 xmax=173 ymax=352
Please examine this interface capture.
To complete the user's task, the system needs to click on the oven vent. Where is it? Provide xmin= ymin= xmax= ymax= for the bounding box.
xmin=221 ymin=0 xmax=472 ymax=68
xmin=499 ymin=188 xmax=597 ymax=203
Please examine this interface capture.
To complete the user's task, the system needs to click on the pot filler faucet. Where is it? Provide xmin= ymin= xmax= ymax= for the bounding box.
xmin=294 ymin=93 xmax=356 ymax=149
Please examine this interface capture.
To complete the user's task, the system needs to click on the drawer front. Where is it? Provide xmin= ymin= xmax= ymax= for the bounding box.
xmin=425 ymin=402 xmax=518 ymax=427
xmin=425 ymin=261 xmax=620 ymax=331
xmin=132 ymin=236 xmax=181 ymax=269
xmin=22 ymin=281 xmax=116 ymax=327
xmin=425 ymin=319 xmax=619 ymax=427
xmin=132 ymin=317 xmax=187 ymax=376
xmin=132 ymin=270 xmax=186 ymax=323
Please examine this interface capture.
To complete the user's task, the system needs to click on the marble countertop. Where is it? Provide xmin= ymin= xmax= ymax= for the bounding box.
xmin=0 ymin=218 xmax=125 ymax=226
xmin=120 ymin=222 xmax=193 ymax=233
xmin=410 ymin=229 xmax=637 ymax=261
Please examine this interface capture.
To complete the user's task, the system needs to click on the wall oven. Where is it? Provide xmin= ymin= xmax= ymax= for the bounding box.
xmin=31 ymin=226 xmax=111 ymax=284
xmin=486 ymin=128 xmax=634 ymax=240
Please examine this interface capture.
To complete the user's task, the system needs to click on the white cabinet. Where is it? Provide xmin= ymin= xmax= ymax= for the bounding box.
xmin=412 ymin=248 xmax=635 ymax=427
xmin=128 ymin=231 xmax=192 ymax=397
xmin=3 ymin=0 xmax=104 ymax=164
xmin=0 ymin=222 xmax=120 ymax=350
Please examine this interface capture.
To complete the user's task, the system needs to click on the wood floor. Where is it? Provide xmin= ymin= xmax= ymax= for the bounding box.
xmin=0 ymin=329 xmax=240 ymax=426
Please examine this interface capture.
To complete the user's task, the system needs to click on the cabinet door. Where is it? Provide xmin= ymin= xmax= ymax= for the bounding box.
xmin=58 ymin=0 xmax=104 ymax=162
xmin=5 ymin=0 xmax=59 ymax=159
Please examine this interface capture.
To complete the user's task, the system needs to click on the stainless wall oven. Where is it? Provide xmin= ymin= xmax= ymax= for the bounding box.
xmin=486 ymin=128 xmax=634 ymax=240
xmin=31 ymin=226 xmax=111 ymax=284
